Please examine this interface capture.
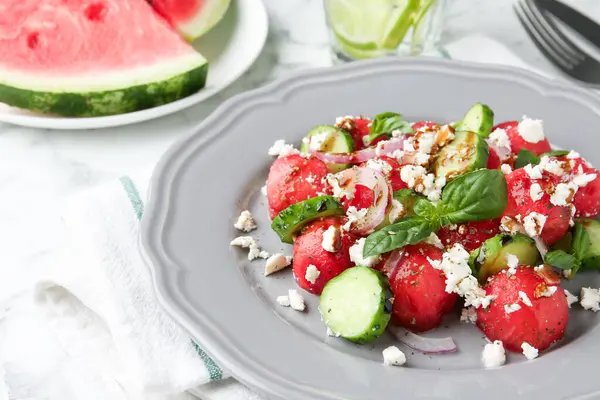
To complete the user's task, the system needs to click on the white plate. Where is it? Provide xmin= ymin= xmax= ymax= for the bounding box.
xmin=0 ymin=0 xmax=268 ymax=130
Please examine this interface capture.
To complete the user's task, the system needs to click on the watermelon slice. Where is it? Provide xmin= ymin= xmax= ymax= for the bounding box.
xmin=151 ymin=0 xmax=232 ymax=41
xmin=0 ymin=0 xmax=209 ymax=117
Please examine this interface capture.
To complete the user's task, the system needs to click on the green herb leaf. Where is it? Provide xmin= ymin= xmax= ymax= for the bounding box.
xmin=544 ymin=250 xmax=577 ymax=270
xmin=437 ymin=169 xmax=508 ymax=225
xmin=363 ymin=217 xmax=435 ymax=257
xmin=367 ymin=112 xmax=414 ymax=143
xmin=414 ymin=198 xmax=437 ymax=220
xmin=393 ymin=189 xmax=424 ymax=217
xmin=560 ymin=221 xmax=590 ymax=279
xmin=515 ymin=149 xmax=541 ymax=169
xmin=544 ymin=150 xmax=570 ymax=158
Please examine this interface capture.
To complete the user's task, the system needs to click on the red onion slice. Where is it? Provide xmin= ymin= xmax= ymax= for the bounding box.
xmin=309 ymin=136 xmax=407 ymax=164
xmin=380 ymin=249 xmax=405 ymax=280
xmin=388 ymin=326 xmax=457 ymax=354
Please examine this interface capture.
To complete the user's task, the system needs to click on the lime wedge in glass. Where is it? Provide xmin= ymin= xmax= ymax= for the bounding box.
xmin=326 ymin=0 xmax=421 ymax=58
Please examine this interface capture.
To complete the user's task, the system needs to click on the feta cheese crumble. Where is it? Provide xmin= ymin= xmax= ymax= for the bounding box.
xmin=550 ymin=182 xmax=577 ymax=206
xmin=400 ymin=165 xmax=445 ymax=202
xmin=327 ymin=174 xmax=354 ymax=200
xmin=524 ymin=164 xmax=543 ymax=180
xmin=505 ymin=253 xmax=519 ymax=275
xmin=489 ymin=128 xmax=512 ymax=153
xmin=573 ymin=170 xmax=597 ymax=187
xmin=233 ymin=210 xmax=257 ymax=232
xmin=276 ymin=295 xmax=290 ymax=307
xmin=521 ymin=342 xmax=539 ymax=360
xmin=529 ymin=183 xmax=543 ymax=202
xmin=321 ymin=225 xmax=341 ymax=252
xmin=230 ymin=236 xmax=267 ymax=260
xmin=523 ymin=212 xmax=547 ymax=237
xmin=305 ymin=264 xmax=320 ymax=284
xmin=518 ymin=117 xmax=545 ymax=143
xmin=500 ymin=164 xmax=513 ymax=175
xmin=382 ymin=346 xmax=407 ymax=366
xmin=288 ymin=289 xmax=305 ymax=311
xmin=481 ymin=340 xmax=506 ymax=368
xmin=460 ymin=307 xmax=477 ymax=324
xmin=504 ymin=303 xmax=521 ymax=314
xmin=580 ymin=287 xmax=600 ymax=311
xmin=343 ymin=206 xmax=368 ymax=231
xmin=261 ymin=185 xmax=267 ymax=196
xmin=567 ymin=150 xmax=580 ymax=159
xmin=519 ymin=291 xmax=533 ymax=307
xmin=264 ymin=253 xmax=292 ymax=276
xmin=349 ymin=238 xmax=381 ymax=268
xmin=424 ymin=232 xmax=444 ymax=249
xmin=428 ymin=244 xmax=494 ymax=309
xmin=366 ymin=158 xmax=393 ymax=175
xmin=268 ymin=139 xmax=298 ymax=157
xmin=307 ymin=132 xmax=330 ymax=151
xmin=539 ymin=156 xmax=566 ymax=177
xmin=564 ymin=289 xmax=578 ymax=308
xmin=388 ymin=199 xmax=405 ymax=224
xmin=539 ymin=285 xmax=557 ymax=298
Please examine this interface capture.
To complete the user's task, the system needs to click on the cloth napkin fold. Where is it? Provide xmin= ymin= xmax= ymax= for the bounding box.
xmin=2 ymin=35 xmax=551 ymax=400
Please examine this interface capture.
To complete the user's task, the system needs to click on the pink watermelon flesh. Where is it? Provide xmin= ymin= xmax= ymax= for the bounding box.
xmin=0 ymin=0 xmax=200 ymax=76
xmin=151 ymin=0 xmax=205 ymax=22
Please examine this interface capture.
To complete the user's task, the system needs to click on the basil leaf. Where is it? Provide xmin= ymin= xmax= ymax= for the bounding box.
xmin=544 ymin=250 xmax=577 ymax=270
xmin=515 ymin=149 xmax=540 ymax=169
xmin=363 ymin=217 xmax=435 ymax=257
xmin=414 ymin=198 xmax=437 ymax=220
xmin=368 ymin=112 xmax=414 ymax=143
xmin=393 ymin=189 xmax=424 ymax=217
xmin=572 ymin=221 xmax=590 ymax=262
xmin=544 ymin=150 xmax=569 ymax=157
xmin=437 ymin=169 xmax=508 ymax=225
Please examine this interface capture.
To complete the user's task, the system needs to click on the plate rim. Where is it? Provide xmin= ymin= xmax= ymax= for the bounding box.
xmin=0 ymin=0 xmax=269 ymax=130
xmin=141 ymin=57 xmax=600 ymax=399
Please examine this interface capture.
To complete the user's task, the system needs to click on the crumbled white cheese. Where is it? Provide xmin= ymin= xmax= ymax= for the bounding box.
xmin=418 ymin=132 xmax=436 ymax=154
xmin=524 ymin=164 xmax=543 ymax=180
xmin=564 ymin=289 xmax=578 ymax=308
xmin=388 ymin=199 xmax=405 ymax=224
xmin=349 ymin=238 xmax=381 ymax=268
xmin=460 ymin=307 xmax=477 ymax=324
xmin=539 ymin=156 xmax=566 ymax=177
xmin=504 ymin=303 xmax=522 ymax=314
xmin=567 ymin=150 xmax=580 ymax=159
xmin=573 ymin=171 xmax=597 ymax=187
xmin=563 ymin=269 xmax=572 ymax=278
xmin=233 ymin=210 xmax=257 ymax=232
xmin=481 ymin=340 xmax=506 ymax=368
xmin=518 ymin=117 xmax=545 ymax=143
xmin=264 ymin=253 xmax=292 ymax=276
xmin=327 ymin=174 xmax=354 ymax=200
xmin=305 ymin=174 xmax=315 ymax=184
xmin=400 ymin=165 xmax=445 ymax=201
xmin=288 ymin=289 xmax=305 ymax=311
xmin=258 ymin=250 xmax=270 ymax=259
xmin=424 ymin=232 xmax=444 ymax=249
xmin=500 ymin=164 xmax=513 ymax=175
xmin=400 ymin=165 xmax=427 ymax=187
xmin=334 ymin=115 xmax=355 ymax=129
xmin=321 ymin=225 xmax=340 ymax=253
xmin=276 ymin=295 xmax=290 ymax=307
xmin=523 ymin=212 xmax=547 ymax=237
xmin=521 ymin=342 xmax=539 ymax=360
xmin=428 ymin=244 xmax=494 ymax=308
xmin=539 ymin=285 xmax=558 ymax=297
xmin=519 ymin=291 xmax=533 ymax=307
xmin=342 ymin=206 xmax=368 ymax=231
xmin=230 ymin=236 xmax=263 ymax=260
xmin=529 ymin=183 xmax=543 ymax=202
xmin=415 ymin=152 xmax=431 ymax=166
xmin=305 ymin=264 xmax=321 ymax=284
xmin=366 ymin=158 xmax=393 ymax=175
xmin=550 ymin=182 xmax=577 ymax=206
xmin=403 ymin=137 xmax=416 ymax=152
xmin=391 ymin=129 xmax=404 ymax=138
xmin=505 ymin=253 xmax=519 ymax=275
xmin=261 ymin=185 xmax=268 ymax=196
xmin=489 ymin=128 xmax=512 ymax=152
xmin=268 ymin=139 xmax=298 ymax=157
xmin=382 ymin=346 xmax=407 ymax=366
xmin=580 ymin=287 xmax=600 ymax=311
xmin=308 ymin=132 xmax=330 ymax=151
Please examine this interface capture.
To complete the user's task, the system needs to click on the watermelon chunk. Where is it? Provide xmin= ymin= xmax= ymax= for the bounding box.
xmin=0 ymin=0 xmax=209 ymax=117
xmin=151 ymin=0 xmax=232 ymax=41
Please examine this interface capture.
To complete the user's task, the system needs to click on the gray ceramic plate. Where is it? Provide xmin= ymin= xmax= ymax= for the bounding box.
xmin=141 ymin=58 xmax=600 ymax=400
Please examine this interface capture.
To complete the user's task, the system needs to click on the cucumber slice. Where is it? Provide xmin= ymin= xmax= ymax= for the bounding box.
xmin=454 ymin=103 xmax=495 ymax=138
xmin=271 ymin=196 xmax=345 ymax=244
xmin=578 ymin=218 xmax=600 ymax=269
xmin=470 ymin=233 xmax=540 ymax=283
xmin=433 ymin=130 xmax=489 ymax=181
xmin=320 ymin=267 xmax=392 ymax=344
xmin=300 ymin=125 xmax=354 ymax=173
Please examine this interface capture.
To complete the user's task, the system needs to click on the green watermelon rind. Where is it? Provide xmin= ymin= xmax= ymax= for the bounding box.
xmin=0 ymin=62 xmax=208 ymax=117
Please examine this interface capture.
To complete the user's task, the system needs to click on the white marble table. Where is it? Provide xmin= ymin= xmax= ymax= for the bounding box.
xmin=1 ymin=0 xmax=600 ymax=398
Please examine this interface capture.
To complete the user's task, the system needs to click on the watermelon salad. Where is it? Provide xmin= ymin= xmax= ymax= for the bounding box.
xmin=0 ymin=0 xmax=230 ymax=117
xmin=230 ymin=103 xmax=600 ymax=368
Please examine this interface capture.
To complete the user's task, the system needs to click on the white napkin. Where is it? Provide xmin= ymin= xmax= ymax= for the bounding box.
xmin=2 ymin=35 xmax=547 ymax=400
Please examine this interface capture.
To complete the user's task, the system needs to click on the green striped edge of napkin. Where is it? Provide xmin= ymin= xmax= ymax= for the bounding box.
xmin=119 ymin=176 xmax=224 ymax=381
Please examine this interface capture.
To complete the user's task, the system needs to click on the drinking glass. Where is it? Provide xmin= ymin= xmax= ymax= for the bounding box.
xmin=323 ymin=0 xmax=448 ymax=63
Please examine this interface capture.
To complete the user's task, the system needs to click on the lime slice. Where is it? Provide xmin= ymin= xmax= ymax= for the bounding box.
xmin=326 ymin=0 xmax=419 ymax=54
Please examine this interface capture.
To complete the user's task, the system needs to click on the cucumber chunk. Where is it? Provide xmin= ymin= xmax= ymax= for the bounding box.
xmin=470 ymin=233 xmax=540 ymax=282
xmin=577 ymin=218 xmax=600 ymax=269
xmin=433 ymin=130 xmax=489 ymax=181
xmin=393 ymin=189 xmax=425 ymax=218
xmin=320 ymin=267 xmax=392 ymax=344
xmin=300 ymin=125 xmax=354 ymax=173
xmin=454 ymin=103 xmax=495 ymax=138
xmin=271 ymin=196 xmax=345 ymax=244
